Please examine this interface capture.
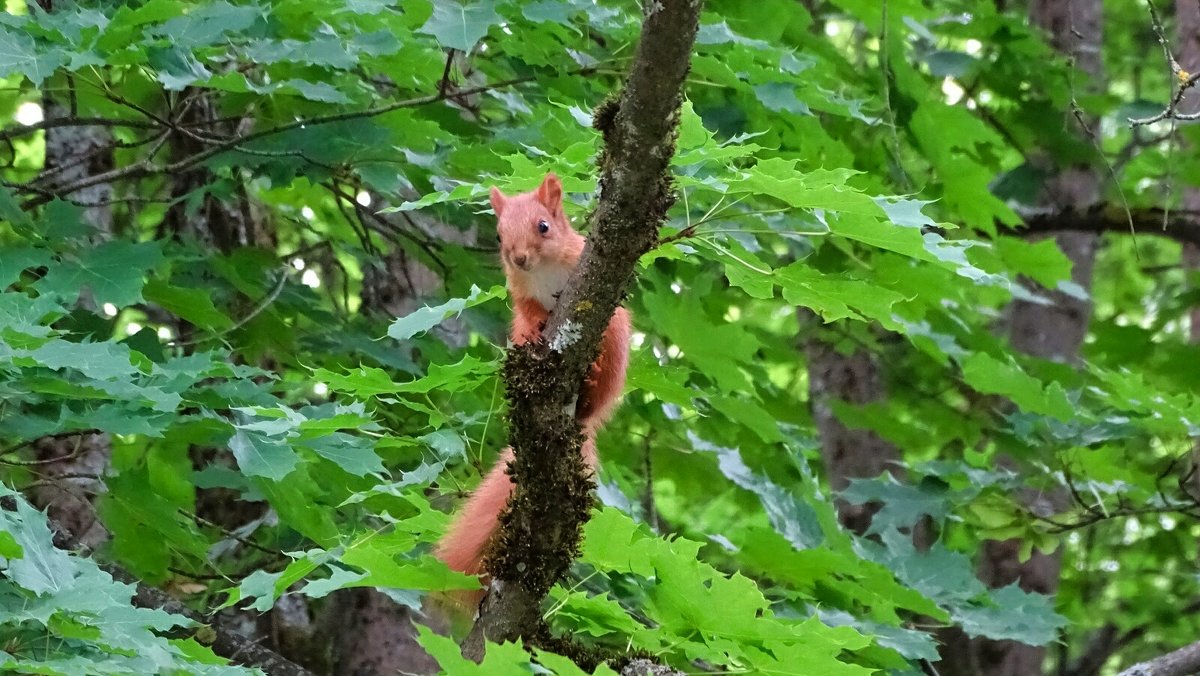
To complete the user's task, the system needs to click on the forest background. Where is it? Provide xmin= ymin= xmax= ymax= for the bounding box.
xmin=2 ymin=0 xmax=1200 ymax=675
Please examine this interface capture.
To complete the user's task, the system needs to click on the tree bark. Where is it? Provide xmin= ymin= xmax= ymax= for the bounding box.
xmin=359 ymin=191 xmax=476 ymax=348
xmin=462 ymin=0 xmax=702 ymax=659
xmin=160 ymin=89 xmax=272 ymax=252
xmin=802 ymin=320 xmax=904 ymax=535
xmin=326 ymin=589 xmax=439 ymax=676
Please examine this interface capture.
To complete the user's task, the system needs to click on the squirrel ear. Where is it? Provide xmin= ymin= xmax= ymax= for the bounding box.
xmin=489 ymin=186 xmax=507 ymax=218
xmin=535 ymin=173 xmax=563 ymax=217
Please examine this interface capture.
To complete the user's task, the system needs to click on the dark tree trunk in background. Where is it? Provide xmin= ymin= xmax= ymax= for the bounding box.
xmin=164 ymin=89 xmax=276 ymax=533
xmin=161 ymin=89 xmax=272 ymax=251
xmin=321 ymin=199 xmax=468 ymax=676
xmin=26 ymin=0 xmax=114 ymax=552
xmin=941 ymin=1 xmax=1102 ymax=674
xmin=359 ymin=193 xmax=476 ymax=348
xmin=802 ymin=317 xmax=903 ymax=535
xmin=162 ymin=89 xmax=274 ymax=531
xmin=155 ymin=88 xmax=327 ymax=670
xmin=326 ymin=590 xmax=440 ymax=676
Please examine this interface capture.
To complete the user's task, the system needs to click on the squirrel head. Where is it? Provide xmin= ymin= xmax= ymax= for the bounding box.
xmin=490 ymin=173 xmax=584 ymax=277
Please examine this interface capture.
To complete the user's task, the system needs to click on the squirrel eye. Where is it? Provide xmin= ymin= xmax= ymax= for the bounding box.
xmin=537 ymin=219 xmax=550 ymax=234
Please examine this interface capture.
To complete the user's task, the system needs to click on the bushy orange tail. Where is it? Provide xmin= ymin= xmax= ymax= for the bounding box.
xmin=434 ymin=439 xmax=600 ymax=609
xmin=435 ymin=448 xmax=516 ymax=577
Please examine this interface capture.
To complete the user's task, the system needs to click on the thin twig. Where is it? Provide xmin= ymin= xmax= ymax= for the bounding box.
xmin=0 ymin=430 xmax=100 ymax=464
xmin=178 ymin=508 xmax=283 ymax=558
xmin=438 ymin=48 xmax=457 ymax=96
xmin=19 ymin=69 xmax=597 ymax=208
xmin=168 ymin=267 xmax=290 ymax=347
xmin=1128 ymin=1 xmax=1200 ymax=126
xmin=0 ymin=116 xmax=159 ymax=144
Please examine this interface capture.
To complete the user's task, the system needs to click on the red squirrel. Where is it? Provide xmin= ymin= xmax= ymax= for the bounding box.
xmin=434 ymin=173 xmax=632 ymax=584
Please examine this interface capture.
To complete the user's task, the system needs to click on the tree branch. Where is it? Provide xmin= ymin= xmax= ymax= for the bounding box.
xmin=1015 ymin=204 xmax=1200 ymax=248
xmin=1118 ymin=637 xmax=1200 ymax=676
xmin=461 ymin=0 xmax=703 ymax=660
xmin=102 ymin=565 xmax=317 ymax=676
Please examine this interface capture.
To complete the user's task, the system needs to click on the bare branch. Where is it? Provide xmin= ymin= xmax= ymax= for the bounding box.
xmin=0 ymin=116 xmax=158 ymax=144
xmin=1015 ymin=204 xmax=1200 ymax=247
xmin=1129 ymin=0 xmax=1200 ymax=126
xmin=18 ymin=69 xmax=597 ymax=209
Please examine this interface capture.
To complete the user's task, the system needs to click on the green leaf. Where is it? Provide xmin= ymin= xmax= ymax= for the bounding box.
xmin=299 ymin=432 xmax=385 ymax=477
xmin=0 ymin=247 xmax=52 ymax=288
xmin=387 ymin=284 xmax=505 ymax=340
xmin=755 ymin=82 xmax=812 ymax=116
xmin=151 ymin=1 xmax=262 ymax=49
xmin=733 ymin=159 xmax=881 ymax=216
xmin=994 ymin=236 xmax=1074 ymax=290
xmin=925 ymin=50 xmax=978 ymax=78
xmin=421 ymin=428 xmax=466 ymax=461
xmin=0 ymin=487 xmax=75 ymax=595
xmin=416 ymin=624 xmax=541 ymax=675
xmin=314 ymin=355 xmax=498 ymax=397
xmin=840 ymin=475 xmax=951 ymax=534
xmin=0 ymin=24 xmax=65 ymax=84
xmin=25 ymin=339 xmax=138 ymax=380
xmin=779 ymin=263 xmax=906 ymax=329
xmin=143 ymin=279 xmax=234 ymax=331
xmin=229 ymin=428 xmax=300 ymax=481
xmin=960 ymin=352 xmax=1073 ymax=421
xmin=954 ymin=584 xmax=1067 ymax=645
xmin=38 ymin=240 xmax=163 ymax=308
xmin=0 ymin=531 xmax=22 ymax=558
xmin=418 ymin=0 xmax=501 ymax=52
xmin=691 ymin=434 xmax=823 ymax=548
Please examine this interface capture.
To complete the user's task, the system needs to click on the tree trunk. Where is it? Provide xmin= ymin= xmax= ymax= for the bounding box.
xmin=941 ymin=1 xmax=1103 ymax=674
xmin=359 ymin=197 xmax=475 ymax=348
xmin=153 ymin=87 xmax=329 ymax=669
xmin=160 ymin=89 xmax=272 ymax=252
xmin=802 ymin=317 xmax=904 ymax=535
xmin=25 ymin=0 xmax=114 ymax=551
xmin=326 ymin=590 xmax=440 ymax=676
xmin=162 ymin=88 xmax=276 ymax=542
xmin=320 ymin=197 xmax=467 ymax=676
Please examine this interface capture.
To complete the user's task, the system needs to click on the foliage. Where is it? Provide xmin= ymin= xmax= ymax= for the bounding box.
xmin=0 ymin=0 xmax=1198 ymax=674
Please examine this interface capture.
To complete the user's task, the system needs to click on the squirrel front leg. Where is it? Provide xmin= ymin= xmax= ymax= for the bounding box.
xmin=511 ymin=298 xmax=549 ymax=345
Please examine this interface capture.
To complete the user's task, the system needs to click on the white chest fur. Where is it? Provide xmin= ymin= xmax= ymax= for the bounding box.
xmin=526 ymin=263 xmax=574 ymax=310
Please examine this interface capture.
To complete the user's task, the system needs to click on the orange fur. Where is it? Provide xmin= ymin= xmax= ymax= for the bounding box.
xmin=434 ymin=174 xmax=631 ymax=603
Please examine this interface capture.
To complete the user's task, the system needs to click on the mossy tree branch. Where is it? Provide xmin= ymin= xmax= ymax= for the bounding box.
xmin=461 ymin=0 xmax=703 ymax=661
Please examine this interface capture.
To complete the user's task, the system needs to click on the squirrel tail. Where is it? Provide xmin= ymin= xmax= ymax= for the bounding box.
xmin=435 ymin=447 xmax=516 ymax=577
xmin=434 ymin=436 xmax=601 ymax=592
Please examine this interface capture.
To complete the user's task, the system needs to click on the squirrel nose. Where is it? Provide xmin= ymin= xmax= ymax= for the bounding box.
xmin=513 ymin=254 xmax=528 ymax=268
